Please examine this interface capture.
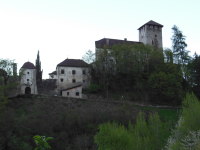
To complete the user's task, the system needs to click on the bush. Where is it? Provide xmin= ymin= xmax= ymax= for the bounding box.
xmin=94 ymin=111 xmax=171 ymax=150
xmin=164 ymin=92 xmax=200 ymax=149
xmin=89 ymin=84 xmax=100 ymax=93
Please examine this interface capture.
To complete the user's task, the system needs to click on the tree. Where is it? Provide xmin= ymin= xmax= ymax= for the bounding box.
xmin=0 ymin=59 xmax=22 ymax=115
xmin=171 ymin=25 xmax=191 ymax=79
xmin=82 ymin=49 xmax=95 ymax=64
xmin=186 ymin=52 xmax=200 ymax=99
xmin=164 ymin=48 xmax=173 ymax=63
xmin=148 ymin=62 xmax=183 ymax=105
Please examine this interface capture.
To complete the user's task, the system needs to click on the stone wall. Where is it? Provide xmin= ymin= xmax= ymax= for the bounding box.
xmin=37 ymin=79 xmax=58 ymax=96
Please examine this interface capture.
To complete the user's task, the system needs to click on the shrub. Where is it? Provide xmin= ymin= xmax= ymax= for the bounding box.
xmin=95 ymin=111 xmax=170 ymax=150
xmin=164 ymin=92 xmax=200 ymax=149
xmin=89 ymin=84 xmax=100 ymax=93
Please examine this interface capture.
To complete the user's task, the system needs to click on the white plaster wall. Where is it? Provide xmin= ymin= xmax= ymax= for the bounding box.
xmin=20 ymin=68 xmax=38 ymax=94
xmin=62 ymin=86 xmax=82 ymax=98
xmin=57 ymin=66 xmax=89 ymax=92
xmin=49 ymin=74 xmax=57 ymax=79
xmin=139 ymin=24 xmax=163 ymax=48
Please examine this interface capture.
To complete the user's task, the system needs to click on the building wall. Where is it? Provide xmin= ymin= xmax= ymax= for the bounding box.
xmin=62 ymin=86 xmax=82 ymax=98
xmin=57 ymin=66 xmax=89 ymax=94
xmin=49 ymin=74 xmax=57 ymax=79
xmin=20 ymin=68 xmax=38 ymax=94
xmin=139 ymin=24 xmax=163 ymax=48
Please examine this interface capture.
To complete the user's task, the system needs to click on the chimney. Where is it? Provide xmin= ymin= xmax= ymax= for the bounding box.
xmin=106 ymin=39 xmax=109 ymax=45
xmin=124 ymin=38 xmax=127 ymax=41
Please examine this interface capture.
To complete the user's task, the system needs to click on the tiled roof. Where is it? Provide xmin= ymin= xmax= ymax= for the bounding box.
xmin=49 ymin=71 xmax=57 ymax=75
xmin=61 ymin=82 xmax=82 ymax=91
xmin=21 ymin=62 xmax=36 ymax=69
xmin=137 ymin=20 xmax=163 ymax=30
xmin=95 ymin=38 xmax=142 ymax=49
xmin=57 ymin=59 xmax=89 ymax=67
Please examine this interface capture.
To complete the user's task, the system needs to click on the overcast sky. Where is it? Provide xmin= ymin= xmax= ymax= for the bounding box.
xmin=0 ymin=0 xmax=199 ymax=79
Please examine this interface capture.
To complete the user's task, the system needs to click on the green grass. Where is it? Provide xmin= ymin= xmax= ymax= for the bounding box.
xmin=134 ymin=105 xmax=182 ymax=126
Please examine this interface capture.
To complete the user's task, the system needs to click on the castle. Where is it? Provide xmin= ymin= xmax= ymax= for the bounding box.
xmin=19 ymin=20 xmax=163 ymax=97
xmin=95 ymin=20 xmax=163 ymax=59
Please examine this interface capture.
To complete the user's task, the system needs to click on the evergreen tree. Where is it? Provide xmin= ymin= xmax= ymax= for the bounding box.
xmin=35 ymin=50 xmax=43 ymax=82
xmin=171 ymin=25 xmax=191 ymax=79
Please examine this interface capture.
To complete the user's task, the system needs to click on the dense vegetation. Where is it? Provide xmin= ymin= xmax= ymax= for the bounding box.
xmin=0 ymin=95 xmax=181 ymax=150
xmin=86 ymin=25 xmax=200 ymax=107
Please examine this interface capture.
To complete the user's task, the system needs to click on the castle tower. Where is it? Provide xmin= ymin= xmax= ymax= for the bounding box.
xmin=20 ymin=62 xmax=38 ymax=94
xmin=138 ymin=20 xmax=163 ymax=48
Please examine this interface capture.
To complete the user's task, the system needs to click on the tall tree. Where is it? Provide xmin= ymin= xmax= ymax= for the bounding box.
xmin=171 ymin=25 xmax=190 ymax=65
xmin=35 ymin=50 xmax=43 ymax=83
xmin=171 ymin=25 xmax=191 ymax=80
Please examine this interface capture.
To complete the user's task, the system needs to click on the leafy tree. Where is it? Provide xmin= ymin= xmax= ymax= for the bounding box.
xmin=187 ymin=52 xmax=200 ymax=99
xmin=164 ymin=48 xmax=173 ymax=63
xmin=82 ymin=49 xmax=95 ymax=64
xmin=0 ymin=59 xmax=22 ymax=115
xmin=148 ymin=62 xmax=183 ymax=105
xmin=171 ymin=25 xmax=191 ymax=80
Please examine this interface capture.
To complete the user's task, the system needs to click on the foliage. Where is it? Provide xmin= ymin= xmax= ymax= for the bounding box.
xmin=171 ymin=25 xmax=190 ymax=66
xmin=148 ymin=62 xmax=183 ymax=105
xmin=164 ymin=92 xmax=200 ymax=149
xmin=82 ymin=49 xmax=95 ymax=64
xmin=95 ymin=110 xmax=171 ymax=150
xmin=0 ymin=59 xmax=22 ymax=96
xmin=33 ymin=135 xmax=54 ymax=150
xmin=92 ymin=43 xmax=164 ymax=101
xmin=89 ymin=84 xmax=100 ymax=93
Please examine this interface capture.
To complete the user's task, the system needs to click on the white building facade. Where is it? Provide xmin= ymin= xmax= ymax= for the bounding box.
xmin=56 ymin=59 xmax=89 ymax=97
xmin=20 ymin=62 xmax=38 ymax=94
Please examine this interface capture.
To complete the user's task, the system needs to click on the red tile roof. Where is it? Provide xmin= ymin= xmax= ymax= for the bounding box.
xmin=21 ymin=62 xmax=36 ymax=69
xmin=95 ymin=38 xmax=142 ymax=49
xmin=137 ymin=20 xmax=163 ymax=30
xmin=57 ymin=59 xmax=89 ymax=67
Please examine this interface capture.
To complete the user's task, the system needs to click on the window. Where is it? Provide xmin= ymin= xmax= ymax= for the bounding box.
xmin=82 ymin=70 xmax=86 ymax=75
xmin=27 ymin=79 xmax=29 ymax=81
xmin=83 ymin=80 xmax=85 ymax=83
xmin=76 ymin=92 xmax=79 ymax=96
xmin=110 ymin=59 xmax=113 ymax=62
xmin=67 ymin=92 xmax=69 ymax=96
xmin=72 ymin=79 xmax=76 ymax=83
xmin=60 ymin=78 xmax=63 ymax=82
xmin=61 ymin=69 xmax=64 ymax=74
xmin=27 ymin=72 xmax=29 ymax=74
xmin=72 ymin=70 xmax=76 ymax=74
xmin=155 ymin=35 xmax=157 ymax=37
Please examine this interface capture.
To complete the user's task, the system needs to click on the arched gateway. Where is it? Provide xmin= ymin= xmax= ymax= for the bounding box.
xmin=25 ymin=87 xmax=31 ymax=94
